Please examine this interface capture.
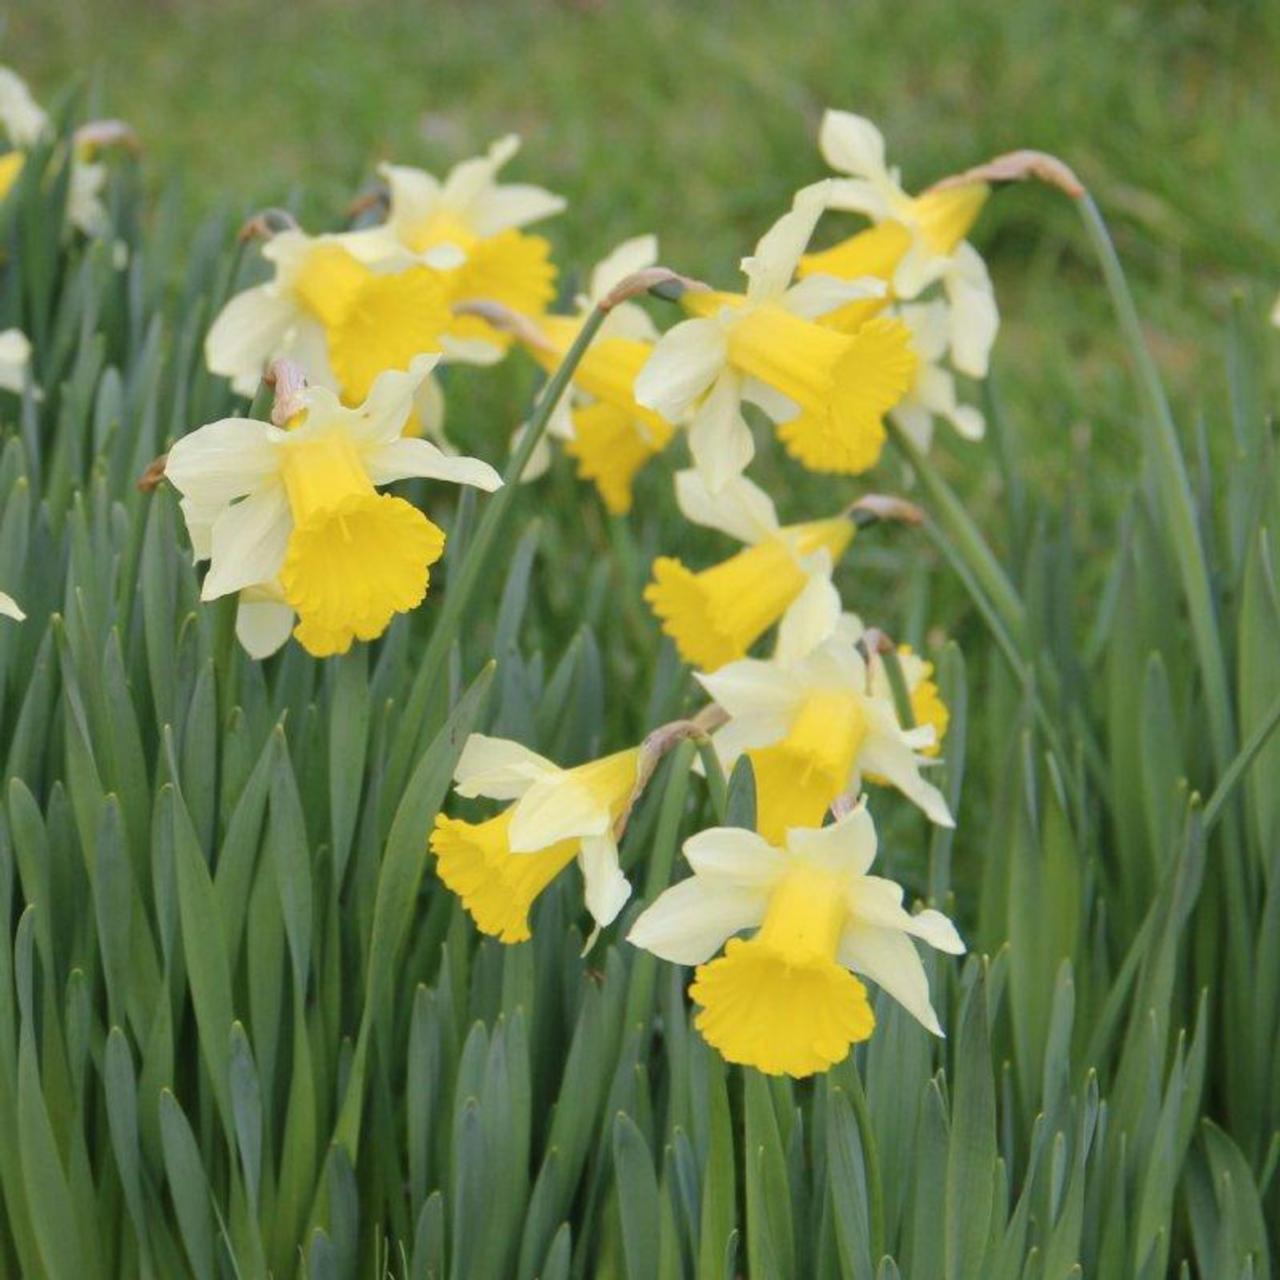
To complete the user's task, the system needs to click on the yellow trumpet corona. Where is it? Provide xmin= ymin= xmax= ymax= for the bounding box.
xmin=646 ymin=516 xmax=854 ymax=671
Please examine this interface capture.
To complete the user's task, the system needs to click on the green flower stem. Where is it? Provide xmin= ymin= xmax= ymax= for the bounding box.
xmin=695 ymin=735 xmax=728 ymax=824
xmin=877 ymin=645 xmax=916 ymax=730
xmin=1075 ymin=193 xmax=1236 ymax=773
xmin=886 ymin=419 xmax=1028 ymax=653
xmin=385 ymin=305 xmax=612 ymax=800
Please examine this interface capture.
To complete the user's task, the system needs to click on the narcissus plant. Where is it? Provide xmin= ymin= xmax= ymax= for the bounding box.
xmin=431 ymin=733 xmax=641 ymax=943
xmin=165 ymin=356 xmax=500 ymax=657
xmin=698 ymin=631 xmax=953 ymax=841
xmin=646 ymin=468 xmax=854 ymax=670
xmin=372 ymin=135 xmax=564 ymax=355
xmin=628 ymin=805 xmax=964 ymax=1076
xmin=636 ymin=184 xmax=916 ymax=488
xmin=812 ymin=108 xmax=999 ymax=379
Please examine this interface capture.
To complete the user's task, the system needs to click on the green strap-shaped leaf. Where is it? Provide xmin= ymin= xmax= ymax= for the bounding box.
xmin=614 ymin=1112 xmax=660 ymax=1280
xmin=159 ymin=1088 xmax=215 ymax=1280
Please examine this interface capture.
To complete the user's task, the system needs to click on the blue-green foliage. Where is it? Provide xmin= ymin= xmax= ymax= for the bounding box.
xmin=0 ymin=98 xmax=1277 ymax=1280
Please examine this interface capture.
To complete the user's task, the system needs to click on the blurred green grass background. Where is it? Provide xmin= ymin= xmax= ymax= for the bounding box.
xmin=9 ymin=0 xmax=1280 ymax=511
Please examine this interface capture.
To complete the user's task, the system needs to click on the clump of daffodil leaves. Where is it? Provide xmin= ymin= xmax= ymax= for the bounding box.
xmin=6 ymin=57 xmax=1276 ymax=1280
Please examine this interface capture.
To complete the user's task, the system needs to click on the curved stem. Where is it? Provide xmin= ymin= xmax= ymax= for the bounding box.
xmin=1075 ymin=193 xmax=1235 ymax=772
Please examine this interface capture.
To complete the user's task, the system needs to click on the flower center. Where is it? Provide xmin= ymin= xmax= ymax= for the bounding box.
xmin=403 ymin=209 xmax=479 ymax=257
xmin=725 ymin=302 xmax=853 ymax=416
xmin=647 ymin=538 xmax=804 ymax=672
xmin=326 ymin=267 xmax=449 ymax=403
xmin=280 ymin=430 xmax=372 ymax=521
xmin=748 ymin=690 xmax=868 ymax=840
xmin=788 ymin=689 xmax=868 ymax=787
xmin=755 ymin=862 xmax=850 ymax=966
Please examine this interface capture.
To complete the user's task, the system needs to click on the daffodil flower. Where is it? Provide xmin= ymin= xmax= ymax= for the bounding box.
xmin=628 ymin=804 xmax=964 ymax=1076
xmin=771 ymin=573 xmax=951 ymax=762
xmin=0 ymin=591 xmax=23 ymax=622
xmin=635 ymin=184 xmax=915 ymax=489
xmin=646 ymin=468 xmax=854 ymax=671
xmin=205 ymin=228 xmax=451 ymax=406
xmin=520 ymin=235 xmax=675 ymax=512
xmin=0 ymin=328 xmax=37 ymax=397
xmin=375 ymin=135 xmax=564 ymax=357
xmin=165 ymin=355 xmax=501 ymax=657
xmin=431 ymin=733 xmax=641 ymax=943
xmin=698 ymin=628 xmax=953 ymax=842
xmin=815 ymin=109 xmax=998 ymax=378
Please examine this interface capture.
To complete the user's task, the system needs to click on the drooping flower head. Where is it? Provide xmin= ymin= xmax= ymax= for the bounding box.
xmin=698 ymin=624 xmax=953 ymax=843
xmin=810 ymin=110 xmax=999 ymax=379
xmin=165 ymin=356 xmax=501 ymax=657
xmin=636 ymin=183 xmax=916 ymax=489
xmin=375 ymin=135 xmax=564 ymax=355
xmin=646 ymin=468 xmax=854 ymax=670
xmin=519 ymin=235 xmax=675 ymax=513
xmin=628 ymin=805 xmax=964 ymax=1076
xmin=431 ymin=734 xmax=641 ymax=943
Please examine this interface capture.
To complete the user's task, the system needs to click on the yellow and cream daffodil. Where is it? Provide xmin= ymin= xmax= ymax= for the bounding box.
xmin=0 ymin=591 xmax=23 ymax=622
xmin=520 ymin=235 xmax=675 ymax=513
xmin=635 ymin=184 xmax=915 ymax=489
xmin=165 ymin=356 xmax=501 ymax=657
xmin=770 ymin=573 xmax=951 ymax=764
xmin=205 ymin=227 xmax=450 ymax=405
xmin=646 ymin=468 xmax=854 ymax=671
xmin=814 ymin=110 xmax=999 ymax=378
xmin=628 ymin=804 xmax=964 ymax=1076
xmin=887 ymin=300 xmax=984 ymax=449
xmin=698 ymin=629 xmax=953 ymax=843
xmin=375 ymin=136 xmax=564 ymax=358
xmin=0 ymin=328 xmax=36 ymax=396
xmin=431 ymin=733 xmax=640 ymax=943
